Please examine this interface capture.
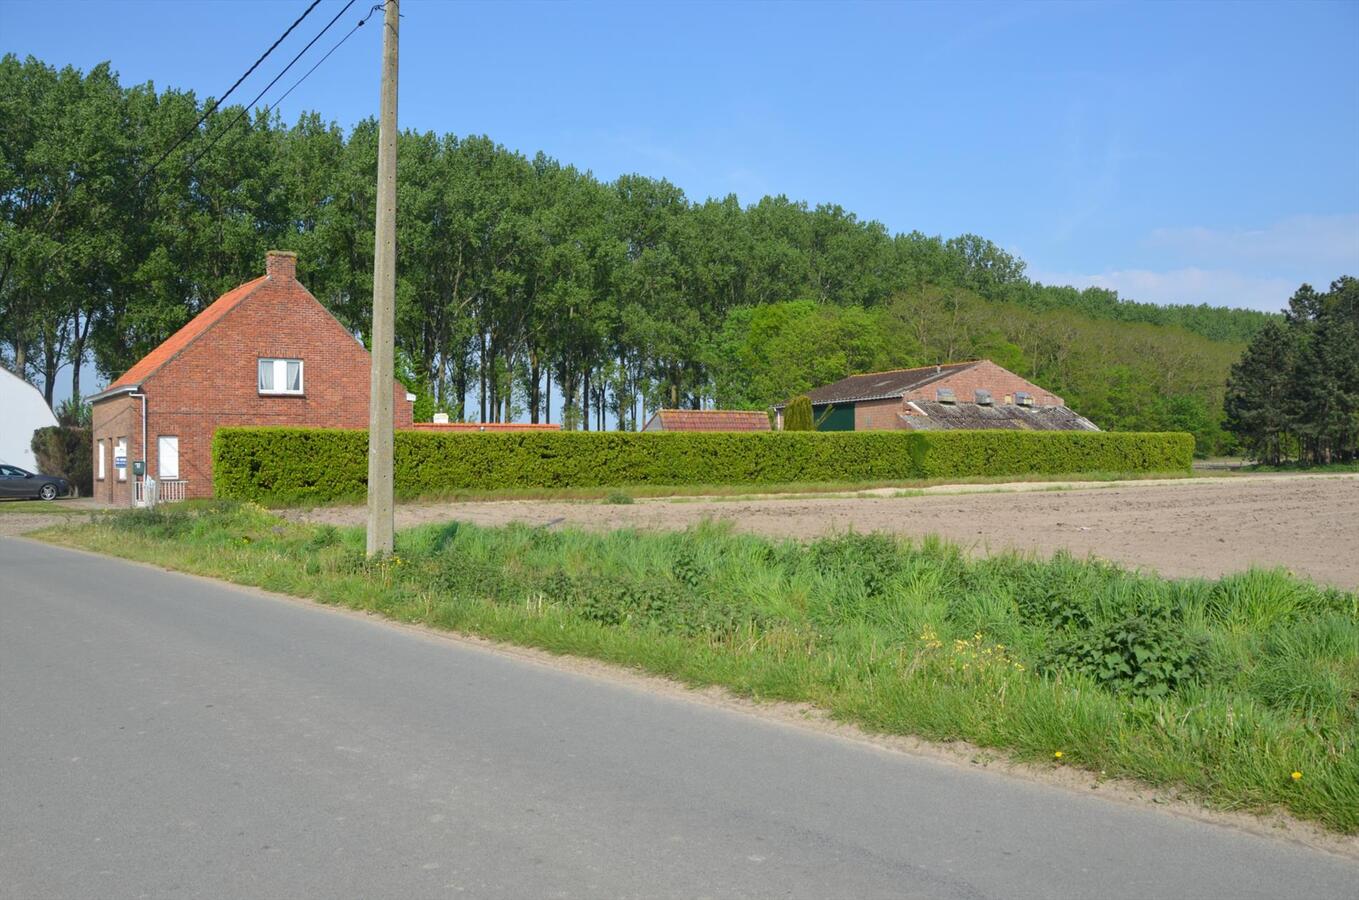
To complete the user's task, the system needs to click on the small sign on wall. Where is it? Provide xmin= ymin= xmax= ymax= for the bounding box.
xmin=114 ymin=456 xmax=127 ymax=470
xmin=132 ymin=460 xmax=146 ymax=476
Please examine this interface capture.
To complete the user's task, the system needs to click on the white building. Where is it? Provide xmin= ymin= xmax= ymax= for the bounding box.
xmin=0 ymin=367 xmax=58 ymax=471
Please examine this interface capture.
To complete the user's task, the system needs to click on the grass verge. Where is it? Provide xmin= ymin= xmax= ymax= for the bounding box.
xmin=0 ymin=499 xmax=93 ymax=514
xmin=36 ymin=501 xmax=1359 ymax=834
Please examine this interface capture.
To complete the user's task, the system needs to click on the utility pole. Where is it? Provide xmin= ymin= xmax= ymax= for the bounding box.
xmin=366 ymin=0 xmax=398 ymax=556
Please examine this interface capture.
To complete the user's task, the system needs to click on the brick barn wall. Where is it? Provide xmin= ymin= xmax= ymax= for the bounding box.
xmin=853 ymin=397 xmax=904 ymax=430
xmin=902 ymin=361 xmax=1064 ymax=408
xmin=92 ymin=253 xmax=413 ymax=503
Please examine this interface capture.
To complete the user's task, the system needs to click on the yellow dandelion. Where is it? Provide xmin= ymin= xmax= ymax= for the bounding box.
xmin=1054 ymin=751 xmax=1064 ymax=760
xmin=1291 ymin=771 xmax=1302 ymax=781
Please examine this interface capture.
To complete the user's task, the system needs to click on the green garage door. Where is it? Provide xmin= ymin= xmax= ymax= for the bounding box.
xmin=813 ymin=403 xmax=854 ymax=431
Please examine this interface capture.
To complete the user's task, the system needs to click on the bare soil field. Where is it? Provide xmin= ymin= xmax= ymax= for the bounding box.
xmin=291 ymin=473 xmax=1359 ymax=588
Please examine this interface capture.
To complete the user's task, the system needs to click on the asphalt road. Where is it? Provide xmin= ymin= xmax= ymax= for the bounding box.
xmin=2 ymin=538 xmax=1355 ymax=899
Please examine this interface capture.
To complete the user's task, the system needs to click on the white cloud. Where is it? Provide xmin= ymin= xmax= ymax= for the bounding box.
xmin=1026 ymin=267 xmax=1299 ymax=312
xmin=1029 ymin=214 xmax=1359 ymax=311
xmin=1146 ymin=214 xmax=1359 ymax=271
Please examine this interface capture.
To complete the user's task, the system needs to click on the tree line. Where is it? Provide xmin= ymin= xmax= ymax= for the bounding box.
xmin=1225 ymin=278 xmax=1358 ymax=464
xmin=1 ymin=55 xmax=1302 ymax=454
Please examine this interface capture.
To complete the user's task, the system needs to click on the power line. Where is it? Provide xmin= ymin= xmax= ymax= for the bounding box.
xmin=256 ymin=4 xmax=386 ymax=123
xmin=176 ymin=2 xmax=385 ymax=202
xmin=137 ymin=0 xmax=324 ymax=185
xmin=176 ymin=0 xmax=365 ymax=178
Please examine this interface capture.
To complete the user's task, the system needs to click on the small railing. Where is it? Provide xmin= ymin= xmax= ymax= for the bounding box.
xmin=134 ymin=479 xmax=189 ymax=506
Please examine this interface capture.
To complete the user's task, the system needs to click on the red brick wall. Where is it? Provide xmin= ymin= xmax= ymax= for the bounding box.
xmin=853 ymin=397 xmax=904 ymax=430
xmin=91 ymin=256 xmax=413 ymax=503
xmin=92 ymin=394 xmax=140 ymax=506
xmin=901 ymin=361 xmax=1064 ymax=409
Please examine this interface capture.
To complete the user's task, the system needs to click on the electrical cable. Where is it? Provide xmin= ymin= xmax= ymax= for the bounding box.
xmin=137 ymin=0 xmax=324 ymax=185
xmin=176 ymin=0 xmax=366 ymax=177
xmin=181 ymin=2 xmax=386 ymax=202
xmin=260 ymin=3 xmax=386 ymax=120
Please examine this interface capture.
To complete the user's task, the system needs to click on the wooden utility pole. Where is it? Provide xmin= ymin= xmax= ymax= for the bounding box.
xmin=366 ymin=0 xmax=398 ymax=556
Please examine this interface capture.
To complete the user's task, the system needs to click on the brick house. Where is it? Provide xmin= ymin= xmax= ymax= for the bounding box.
xmin=642 ymin=409 xmax=772 ymax=432
xmin=89 ymin=251 xmax=413 ymax=505
xmin=772 ymin=360 xmax=1098 ymax=432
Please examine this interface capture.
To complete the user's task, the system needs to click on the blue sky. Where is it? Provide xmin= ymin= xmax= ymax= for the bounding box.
xmin=4 ymin=0 xmax=1358 ymax=313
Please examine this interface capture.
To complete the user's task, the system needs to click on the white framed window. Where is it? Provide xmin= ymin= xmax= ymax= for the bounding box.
xmin=157 ymin=436 xmax=180 ymax=480
xmin=115 ymin=437 xmax=128 ymax=481
xmin=258 ymin=358 xmax=303 ymax=395
xmin=97 ymin=440 xmax=106 ymax=480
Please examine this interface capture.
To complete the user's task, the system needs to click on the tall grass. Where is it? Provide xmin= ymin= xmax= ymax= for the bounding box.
xmin=41 ymin=501 xmax=1359 ymax=833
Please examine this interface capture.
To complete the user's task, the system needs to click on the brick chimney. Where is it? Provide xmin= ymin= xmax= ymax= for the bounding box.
xmin=265 ymin=250 xmax=297 ymax=281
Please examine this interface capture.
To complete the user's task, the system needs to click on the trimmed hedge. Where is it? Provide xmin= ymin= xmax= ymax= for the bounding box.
xmin=213 ymin=427 xmax=1194 ymax=503
xmin=910 ymin=430 xmax=1196 ymax=480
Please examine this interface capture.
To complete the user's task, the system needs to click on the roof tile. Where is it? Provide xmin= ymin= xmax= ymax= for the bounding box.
xmin=107 ymin=276 xmax=268 ymax=390
xmin=652 ymin=409 xmax=771 ymax=432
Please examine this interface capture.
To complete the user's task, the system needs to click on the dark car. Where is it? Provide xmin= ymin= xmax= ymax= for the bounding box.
xmin=0 ymin=464 xmax=69 ymax=501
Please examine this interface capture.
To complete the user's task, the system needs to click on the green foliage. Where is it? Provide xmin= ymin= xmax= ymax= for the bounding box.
xmin=783 ymin=395 xmax=814 ymax=431
xmin=212 ymin=426 xmax=1193 ymax=503
xmin=908 ymin=430 xmax=1194 ymax=479
xmin=56 ymin=395 xmax=92 ymax=428
xmin=1227 ymin=277 xmax=1359 ymax=464
xmin=29 ymin=424 xmax=92 ymax=495
xmin=48 ymin=505 xmax=1359 ymax=832
xmin=711 ymin=301 xmax=895 ymax=409
xmin=1046 ymin=614 xmax=1211 ymax=697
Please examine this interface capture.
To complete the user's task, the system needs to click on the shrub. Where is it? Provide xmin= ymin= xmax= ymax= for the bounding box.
xmin=783 ymin=395 xmax=814 ymax=431
xmin=1044 ymin=613 xmax=1211 ymax=697
xmin=31 ymin=425 xmax=93 ymax=496
xmin=213 ymin=427 xmax=1195 ymax=503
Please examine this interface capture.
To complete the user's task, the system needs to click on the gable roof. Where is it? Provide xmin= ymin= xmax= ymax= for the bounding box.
xmin=777 ymin=362 xmax=980 ymax=408
xmin=644 ymin=409 xmax=771 ymax=432
xmin=101 ymin=276 xmax=268 ymax=394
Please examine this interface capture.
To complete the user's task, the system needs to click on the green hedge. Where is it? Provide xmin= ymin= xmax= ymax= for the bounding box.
xmin=910 ymin=430 xmax=1196 ymax=480
xmin=212 ymin=427 xmax=1194 ymax=502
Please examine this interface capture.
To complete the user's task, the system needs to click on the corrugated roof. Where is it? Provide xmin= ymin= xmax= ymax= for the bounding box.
xmin=900 ymin=401 xmax=1099 ymax=432
xmin=646 ymin=409 xmax=772 ymax=432
xmin=776 ymin=362 xmax=980 ymax=408
xmin=105 ymin=276 xmax=268 ymax=392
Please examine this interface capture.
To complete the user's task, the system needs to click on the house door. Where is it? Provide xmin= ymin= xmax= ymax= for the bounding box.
xmin=157 ymin=436 xmax=179 ymax=480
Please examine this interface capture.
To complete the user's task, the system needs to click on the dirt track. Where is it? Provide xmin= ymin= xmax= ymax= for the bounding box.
xmin=293 ymin=474 xmax=1359 ymax=589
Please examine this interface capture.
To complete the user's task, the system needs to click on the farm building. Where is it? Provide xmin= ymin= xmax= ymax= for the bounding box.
xmin=773 ymin=360 xmax=1097 ymax=432
xmin=643 ymin=409 xmax=772 ymax=432
xmin=0 ymin=366 xmax=59 ymax=471
xmin=88 ymin=251 xmax=414 ymax=506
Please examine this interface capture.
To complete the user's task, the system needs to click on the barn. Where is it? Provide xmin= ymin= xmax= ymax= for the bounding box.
xmin=773 ymin=360 xmax=1097 ymax=432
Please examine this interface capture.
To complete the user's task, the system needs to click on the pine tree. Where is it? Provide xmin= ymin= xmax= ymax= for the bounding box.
xmin=1225 ymin=320 xmax=1295 ymax=465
